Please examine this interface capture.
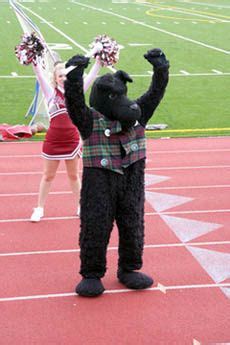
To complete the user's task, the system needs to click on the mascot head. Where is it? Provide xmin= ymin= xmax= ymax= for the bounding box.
xmin=89 ymin=70 xmax=141 ymax=129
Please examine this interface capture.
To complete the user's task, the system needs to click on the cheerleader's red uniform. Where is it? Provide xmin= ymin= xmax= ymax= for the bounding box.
xmin=42 ymin=87 xmax=82 ymax=160
xmin=33 ymin=59 xmax=101 ymax=160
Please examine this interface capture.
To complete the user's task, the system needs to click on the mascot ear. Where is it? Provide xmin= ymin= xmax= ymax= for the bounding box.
xmin=96 ymin=74 xmax=115 ymax=92
xmin=114 ymin=70 xmax=133 ymax=84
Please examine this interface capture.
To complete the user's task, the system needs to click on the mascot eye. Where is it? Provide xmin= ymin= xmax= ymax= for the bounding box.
xmin=109 ymin=93 xmax=117 ymax=100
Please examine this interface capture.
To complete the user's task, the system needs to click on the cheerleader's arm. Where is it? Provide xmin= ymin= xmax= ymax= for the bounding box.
xmin=83 ymin=58 xmax=101 ymax=93
xmin=32 ymin=62 xmax=54 ymax=103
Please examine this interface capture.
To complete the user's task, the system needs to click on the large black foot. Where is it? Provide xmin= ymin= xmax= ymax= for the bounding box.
xmin=117 ymin=269 xmax=154 ymax=289
xmin=75 ymin=278 xmax=105 ymax=297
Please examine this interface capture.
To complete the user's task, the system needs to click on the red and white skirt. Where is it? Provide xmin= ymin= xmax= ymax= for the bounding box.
xmin=42 ymin=113 xmax=82 ymax=160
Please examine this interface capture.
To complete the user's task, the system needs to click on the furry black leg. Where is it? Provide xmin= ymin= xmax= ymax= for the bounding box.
xmin=117 ymin=269 xmax=153 ymax=289
xmin=76 ymin=278 xmax=105 ymax=297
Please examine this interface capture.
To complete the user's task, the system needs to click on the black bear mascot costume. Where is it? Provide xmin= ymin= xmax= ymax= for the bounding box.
xmin=64 ymin=48 xmax=169 ymax=297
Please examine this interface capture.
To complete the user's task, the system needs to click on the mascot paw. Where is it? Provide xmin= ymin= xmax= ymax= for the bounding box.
xmin=65 ymin=55 xmax=90 ymax=81
xmin=117 ymin=269 xmax=153 ymax=289
xmin=75 ymin=278 xmax=105 ymax=297
xmin=144 ymin=48 xmax=169 ymax=70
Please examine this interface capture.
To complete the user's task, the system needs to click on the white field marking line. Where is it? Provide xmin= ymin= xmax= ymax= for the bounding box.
xmin=180 ymin=70 xmax=190 ymax=75
xmin=212 ymin=69 xmax=223 ymax=74
xmin=17 ymin=3 xmax=87 ymax=52
xmin=1 ymin=241 xmax=230 ymax=257
xmin=147 ymin=209 xmax=230 ymax=215
xmin=0 ymin=155 xmax=41 ymax=158
xmin=147 ymin=184 xmax=230 ymax=191
xmin=0 ymin=171 xmax=54 ymax=176
xmin=0 ymin=75 xmax=35 ymax=78
xmin=0 ymin=216 xmax=77 ymax=223
xmin=178 ymin=1 xmax=230 ymax=9
xmin=145 ymin=3 xmax=230 ymax=22
xmin=0 ymin=209 xmax=229 ymax=223
xmin=1 ymin=148 xmax=230 ymax=158
xmin=1 ymin=165 xmax=230 ymax=176
xmin=17 ymin=2 xmax=115 ymax=73
xmin=71 ymin=1 xmax=230 ymax=55
xmin=145 ymin=165 xmax=230 ymax=171
xmin=129 ymin=43 xmax=153 ymax=46
xmin=1 ymin=282 xmax=230 ymax=302
xmin=147 ymin=148 xmax=230 ymax=154
xmin=1 ymin=184 xmax=230 ymax=197
xmin=0 ymin=191 xmax=72 ymax=197
xmin=1 ymin=72 xmax=230 ymax=78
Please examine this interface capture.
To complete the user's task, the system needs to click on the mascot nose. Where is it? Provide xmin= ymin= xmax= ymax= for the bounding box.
xmin=129 ymin=103 xmax=139 ymax=110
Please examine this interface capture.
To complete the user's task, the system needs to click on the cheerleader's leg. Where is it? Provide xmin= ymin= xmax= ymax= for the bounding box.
xmin=65 ymin=156 xmax=81 ymax=214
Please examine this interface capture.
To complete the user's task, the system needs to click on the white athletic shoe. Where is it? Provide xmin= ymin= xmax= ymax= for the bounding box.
xmin=76 ymin=206 xmax=80 ymax=217
xmin=30 ymin=207 xmax=44 ymax=222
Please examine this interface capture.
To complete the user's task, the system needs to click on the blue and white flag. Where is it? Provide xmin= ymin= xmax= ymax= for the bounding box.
xmin=10 ymin=0 xmax=58 ymax=126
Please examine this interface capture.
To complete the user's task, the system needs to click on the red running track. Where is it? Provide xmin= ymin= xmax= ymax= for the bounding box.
xmin=0 ymin=137 xmax=230 ymax=345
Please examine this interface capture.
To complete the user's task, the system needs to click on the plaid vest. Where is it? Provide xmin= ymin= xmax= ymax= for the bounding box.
xmin=83 ymin=110 xmax=146 ymax=174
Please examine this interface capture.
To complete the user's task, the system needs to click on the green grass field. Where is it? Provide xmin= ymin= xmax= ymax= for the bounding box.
xmin=0 ymin=0 xmax=229 ymax=138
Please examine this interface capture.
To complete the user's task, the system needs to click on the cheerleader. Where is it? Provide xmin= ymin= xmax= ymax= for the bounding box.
xmin=15 ymin=33 xmax=119 ymax=222
xmin=27 ymin=48 xmax=102 ymax=222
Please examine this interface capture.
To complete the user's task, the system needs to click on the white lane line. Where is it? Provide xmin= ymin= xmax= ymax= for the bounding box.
xmin=0 ymin=216 xmax=77 ymax=223
xmin=147 ymin=185 xmax=230 ymax=191
xmin=1 ymin=148 xmax=230 ymax=158
xmin=1 ymin=241 xmax=229 ymax=257
xmin=0 ymin=155 xmax=41 ymax=158
xmin=71 ymin=1 xmax=230 ymax=55
xmin=1 ymin=165 xmax=229 ymax=176
xmin=0 ymin=191 xmax=72 ymax=197
xmin=147 ymin=149 xmax=230 ymax=154
xmin=1 ymin=282 xmax=229 ymax=302
xmin=193 ymin=339 xmax=201 ymax=345
xmin=146 ymin=209 xmax=230 ymax=215
xmin=0 ymin=209 xmax=229 ymax=223
xmin=157 ymin=283 xmax=167 ymax=294
xmin=145 ymin=165 xmax=230 ymax=171
xmin=0 ymin=171 xmax=44 ymax=176
xmin=1 ymin=185 xmax=230 ymax=197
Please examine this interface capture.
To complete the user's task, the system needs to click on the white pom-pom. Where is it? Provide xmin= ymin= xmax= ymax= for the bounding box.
xmin=89 ymin=34 xmax=120 ymax=66
xmin=15 ymin=32 xmax=45 ymax=66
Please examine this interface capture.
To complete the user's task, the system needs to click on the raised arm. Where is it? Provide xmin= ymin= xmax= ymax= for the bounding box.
xmin=135 ymin=49 xmax=169 ymax=127
xmin=64 ymin=55 xmax=94 ymax=140
xmin=32 ymin=62 xmax=54 ymax=103
xmin=83 ymin=58 xmax=101 ymax=93
xmin=15 ymin=33 xmax=54 ymax=104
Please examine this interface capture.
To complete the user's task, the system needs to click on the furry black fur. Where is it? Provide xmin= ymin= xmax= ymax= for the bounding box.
xmin=64 ymin=48 xmax=169 ymax=297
